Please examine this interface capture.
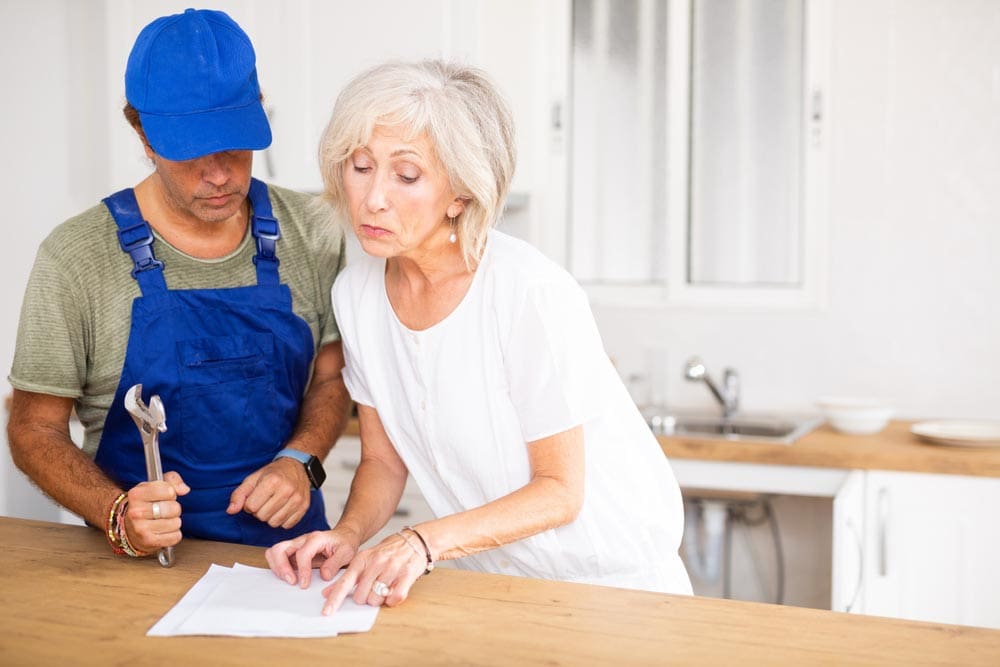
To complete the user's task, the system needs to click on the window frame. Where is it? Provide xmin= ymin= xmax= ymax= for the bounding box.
xmin=574 ymin=0 xmax=831 ymax=310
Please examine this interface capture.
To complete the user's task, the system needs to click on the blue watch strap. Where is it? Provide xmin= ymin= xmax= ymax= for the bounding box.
xmin=273 ymin=448 xmax=311 ymax=465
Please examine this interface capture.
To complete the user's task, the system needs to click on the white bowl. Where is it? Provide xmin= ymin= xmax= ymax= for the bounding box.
xmin=816 ymin=397 xmax=893 ymax=435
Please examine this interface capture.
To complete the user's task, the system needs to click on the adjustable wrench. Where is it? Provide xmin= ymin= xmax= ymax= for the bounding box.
xmin=124 ymin=383 xmax=174 ymax=567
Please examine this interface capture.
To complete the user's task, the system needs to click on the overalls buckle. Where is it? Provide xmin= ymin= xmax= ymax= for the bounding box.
xmin=116 ymin=222 xmax=164 ymax=278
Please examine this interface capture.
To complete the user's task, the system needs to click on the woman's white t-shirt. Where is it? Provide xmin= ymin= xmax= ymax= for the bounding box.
xmin=333 ymin=231 xmax=691 ymax=594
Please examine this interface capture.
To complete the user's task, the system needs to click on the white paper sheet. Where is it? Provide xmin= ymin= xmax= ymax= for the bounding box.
xmin=147 ymin=563 xmax=231 ymax=636
xmin=147 ymin=563 xmax=379 ymax=638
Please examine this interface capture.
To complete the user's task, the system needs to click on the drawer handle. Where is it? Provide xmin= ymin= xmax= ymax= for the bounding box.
xmin=878 ymin=487 xmax=889 ymax=577
xmin=845 ymin=517 xmax=863 ymax=613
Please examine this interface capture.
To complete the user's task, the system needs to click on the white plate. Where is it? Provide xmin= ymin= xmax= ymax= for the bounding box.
xmin=911 ymin=420 xmax=1000 ymax=447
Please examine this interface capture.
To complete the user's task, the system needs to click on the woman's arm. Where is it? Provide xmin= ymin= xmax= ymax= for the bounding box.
xmin=319 ymin=424 xmax=585 ymax=613
xmin=336 ymin=404 xmax=411 ymax=544
xmin=420 ymin=424 xmax=585 ymax=561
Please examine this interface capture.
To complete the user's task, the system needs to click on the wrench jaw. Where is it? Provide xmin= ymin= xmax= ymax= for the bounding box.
xmin=124 ymin=384 xmax=167 ymax=435
xmin=123 ymin=383 xmax=145 ymax=434
xmin=148 ymin=395 xmax=167 ymax=433
xmin=125 ymin=384 xmax=168 ymax=481
xmin=123 ymin=383 xmax=174 ymax=568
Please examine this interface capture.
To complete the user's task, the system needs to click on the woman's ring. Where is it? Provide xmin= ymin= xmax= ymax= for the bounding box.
xmin=372 ymin=580 xmax=391 ymax=597
xmin=151 ymin=502 xmax=162 ymax=520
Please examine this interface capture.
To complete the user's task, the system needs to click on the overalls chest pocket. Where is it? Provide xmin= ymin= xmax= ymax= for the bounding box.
xmin=177 ymin=333 xmax=277 ymax=464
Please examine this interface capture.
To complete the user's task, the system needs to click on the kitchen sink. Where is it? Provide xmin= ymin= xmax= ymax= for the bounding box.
xmin=646 ymin=412 xmax=822 ymax=444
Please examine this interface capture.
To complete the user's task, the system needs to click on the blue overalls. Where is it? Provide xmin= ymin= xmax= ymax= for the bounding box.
xmin=94 ymin=178 xmax=330 ymax=546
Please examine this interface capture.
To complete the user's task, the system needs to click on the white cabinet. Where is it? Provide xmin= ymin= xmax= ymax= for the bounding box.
xmin=831 ymin=469 xmax=865 ymax=614
xmin=321 ymin=435 xmax=436 ymax=549
xmin=857 ymin=471 xmax=1000 ymax=629
xmin=677 ymin=461 xmax=1000 ymax=628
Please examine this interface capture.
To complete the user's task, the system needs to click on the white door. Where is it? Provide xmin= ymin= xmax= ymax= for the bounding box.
xmin=862 ymin=470 xmax=1000 ymax=629
xmin=831 ymin=469 xmax=865 ymax=614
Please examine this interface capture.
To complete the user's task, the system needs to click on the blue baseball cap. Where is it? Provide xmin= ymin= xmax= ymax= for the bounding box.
xmin=125 ymin=8 xmax=271 ymax=161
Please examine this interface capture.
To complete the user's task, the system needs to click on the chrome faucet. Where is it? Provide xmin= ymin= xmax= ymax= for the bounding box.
xmin=684 ymin=357 xmax=739 ymax=418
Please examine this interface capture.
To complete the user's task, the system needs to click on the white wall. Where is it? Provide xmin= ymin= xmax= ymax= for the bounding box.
xmin=602 ymin=0 xmax=1000 ymax=422
xmin=1 ymin=1 xmax=109 ymax=520
xmin=2 ymin=0 xmax=998 ymax=523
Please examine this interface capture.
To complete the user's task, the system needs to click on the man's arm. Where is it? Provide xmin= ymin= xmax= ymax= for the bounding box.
xmin=8 ymin=390 xmax=117 ymax=526
xmin=227 ymin=340 xmax=352 ymax=528
xmin=7 ymin=389 xmax=188 ymax=552
xmin=281 ymin=340 xmax=352 ymax=461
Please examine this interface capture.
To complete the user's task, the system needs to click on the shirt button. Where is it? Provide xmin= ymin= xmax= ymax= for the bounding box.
xmin=420 ymin=400 xmax=426 ymax=410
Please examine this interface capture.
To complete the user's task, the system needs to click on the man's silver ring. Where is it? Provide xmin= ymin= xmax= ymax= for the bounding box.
xmin=151 ymin=501 xmax=162 ymax=520
xmin=372 ymin=581 xmax=391 ymax=597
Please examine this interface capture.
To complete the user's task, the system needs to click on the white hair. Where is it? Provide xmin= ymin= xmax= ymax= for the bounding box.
xmin=318 ymin=60 xmax=516 ymax=267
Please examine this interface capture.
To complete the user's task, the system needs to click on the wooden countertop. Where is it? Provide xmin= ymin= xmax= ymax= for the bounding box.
xmin=657 ymin=420 xmax=1000 ymax=478
xmin=344 ymin=417 xmax=1000 ymax=478
xmin=2 ymin=518 xmax=999 ymax=666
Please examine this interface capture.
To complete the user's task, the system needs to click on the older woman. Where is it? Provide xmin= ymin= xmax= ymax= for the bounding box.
xmin=266 ymin=60 xmax=692 ymax=613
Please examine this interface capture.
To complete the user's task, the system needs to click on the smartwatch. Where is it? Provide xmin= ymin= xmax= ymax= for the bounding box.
xmin=273 ymin=448 xmax=326 ymax=489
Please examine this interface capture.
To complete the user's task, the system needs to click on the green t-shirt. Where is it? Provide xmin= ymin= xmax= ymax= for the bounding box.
xmin=9 ymin=183 xmax=345 ymax=457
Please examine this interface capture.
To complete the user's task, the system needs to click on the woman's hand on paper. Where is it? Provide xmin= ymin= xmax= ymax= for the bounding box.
xmin=319 ymin=532 xmax=426 ymax=614
xmin=265 ymin=528 xmax=359 ymax=590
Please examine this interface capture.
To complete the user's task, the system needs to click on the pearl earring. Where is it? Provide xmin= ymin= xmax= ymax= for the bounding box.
xmin=448 ymin=216 xmax=457 ymax=244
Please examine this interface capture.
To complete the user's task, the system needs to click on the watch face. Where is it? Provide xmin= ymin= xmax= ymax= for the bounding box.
xmin=306 ymin=456 xmax=327 ymax=489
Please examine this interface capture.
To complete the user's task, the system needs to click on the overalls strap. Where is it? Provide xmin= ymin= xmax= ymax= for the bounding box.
xmin=104 ymin=180 xmax=282 ymax=290
xmin=248 ymin=178 xmax=280 ymax=286
xmin=103 ymin=189 xmax=168 ymax=294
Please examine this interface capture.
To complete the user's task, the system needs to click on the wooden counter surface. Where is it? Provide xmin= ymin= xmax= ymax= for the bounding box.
xmin=2 ymin=517 xmax=999 ymax=666
xmin=656 ymin=420 xmax=1000 ymax=478
xmin=346 ymin=417 xmax=1000 ymax=478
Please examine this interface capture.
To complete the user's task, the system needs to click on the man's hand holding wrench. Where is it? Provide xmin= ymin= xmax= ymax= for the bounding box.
xmin=124 ymin=384 xmax=189 ymax=566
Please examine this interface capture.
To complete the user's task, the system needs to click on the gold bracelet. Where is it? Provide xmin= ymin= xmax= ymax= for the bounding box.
xmin=403 ymin=525 xmax=434 ymax=575
xmin=397 ymin=530 xmax=423 ymax=560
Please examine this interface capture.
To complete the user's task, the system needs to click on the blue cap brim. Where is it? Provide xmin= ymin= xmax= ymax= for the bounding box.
xmin=140 ymin=100 xmax=272 ymax=161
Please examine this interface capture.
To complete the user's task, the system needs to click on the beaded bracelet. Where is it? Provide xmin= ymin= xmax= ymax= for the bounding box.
xmin=115 ymin=500 xmax=147 ymax=558
xmin=403 ymin=525 xmax=434 ymax=575
xmin=105 ymin=492 xmax=147 ymax=558
xmin=106 ymin=492 xmax=128 ymax=556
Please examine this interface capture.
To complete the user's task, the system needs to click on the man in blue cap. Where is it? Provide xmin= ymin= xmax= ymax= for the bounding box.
xmin=7 ymin=9 xmax=350 ymax=555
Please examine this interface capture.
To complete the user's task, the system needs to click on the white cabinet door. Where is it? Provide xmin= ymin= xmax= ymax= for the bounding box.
xmin=862 ymin=471 xmax=1000 ymax=629
xmin=831 ymin=469 xmax=865 ymax=614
